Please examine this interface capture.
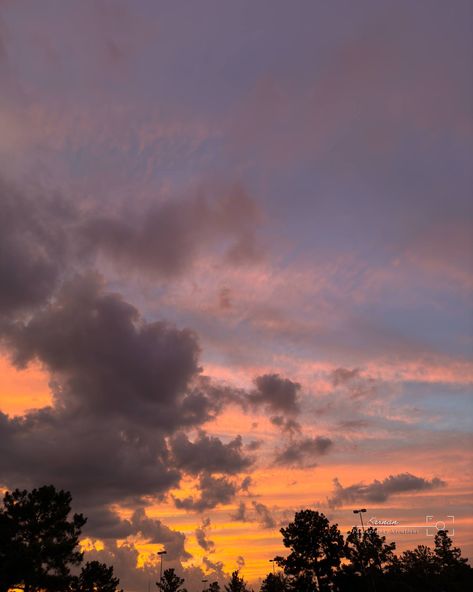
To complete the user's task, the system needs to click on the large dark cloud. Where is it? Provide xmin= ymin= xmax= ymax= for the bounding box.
xmin=273 ymin=436 xmax=333 ymax=468
xmin=0 ymin=406 xmax=180 ymax=505
xmin=0 ymin=177 xmax=262 ymax=322
xmin=5 ymin=274 xmax=204 ymax=429
xmin=0 ymin=274 xmax=252 ymax=523
xmin=170 ymin=431 xmax=253 ymax=475
xmin=328 ymin=473 xmax=446 ymax=508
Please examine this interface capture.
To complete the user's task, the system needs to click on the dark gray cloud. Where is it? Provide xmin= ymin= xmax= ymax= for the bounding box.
xmin=81 ymin=506 xmax=189 ymax=562
xmin=245 ymin=440 xmax=263 ymax=452
xmin=84 ymin=540 xmax=222 ymax=592
xmin=251 ymin=501 xmax=276 ymax=529
xmin=81 ymin=183 xmax=262 ymax=277
xmin=0 ymin=274 xmax=253 ymax=521
xmin=240 ymin=476 xmax=253 ymax=492
xmin=0 ymin=407 xmax=180 ymax=505
xmin=0 ymin=178 xmax=72 ymax=317
xmin=248 ymin=374 xmax=300 ymax=415
xmin=202 ymin=556 xmax=226 ymax=582
xmin=270 ymin=415 xmax=301 ymax=435
xmin=170 ymin=431 xmax=253 ymax=475
xmin=273 ymin=436 xmax=333 ymax=468
xmin=174 ymin=473 xmax=238 ymax=512
xmin=328 ymin=473 xmax=447 ymax=508
xmin=130 ymin=508 xmax=190 ymax=561
xmin=0 ymin=177 xmax=262 ymax=324
xmin=330 ymin=368 xmax=378 ymax=400
xmin=230 ymin=501 xmax=248 ymax=522
xmin=195 ymin=517 xmax=215 ymax=553
xmin=330 ymin=367 xmax=360 ymax=387
xmin=229 ymin=500 xmax=275 ymax=529
xmin=5 ymin=274 xmax=207 ymax=429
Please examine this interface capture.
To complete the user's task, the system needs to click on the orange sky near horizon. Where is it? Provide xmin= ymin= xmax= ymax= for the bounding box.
xmin=1 ymin=353 xmax=472 ymax=585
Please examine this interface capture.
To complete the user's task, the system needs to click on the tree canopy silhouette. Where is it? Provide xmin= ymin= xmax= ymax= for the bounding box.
xmin=73 ymin=561 xmax=123 ymax=592
xmin=156 ymin=568 xmax=187 ymax=592
xmin=277 ymin=510 xmax=344 ymax=591
xmin=259 ymin=572 xmax=289 ymax=592
xmin=1 ymin=484 xmax=472 ymax=592
xmin=224 ymin=570 xmax=251 ymax=592
xmin=0 ymin=485 xmax=86 ymax=592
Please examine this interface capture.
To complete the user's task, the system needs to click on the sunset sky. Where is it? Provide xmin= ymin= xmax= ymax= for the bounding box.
xmin=0 ymin=1 xmax=472 ymax=590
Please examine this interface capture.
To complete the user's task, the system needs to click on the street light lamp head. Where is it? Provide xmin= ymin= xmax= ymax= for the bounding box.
xmin=158 ymin=550 xmax=167 ymax=555
xmin=360 ymin=509 xmax=367 ymax=513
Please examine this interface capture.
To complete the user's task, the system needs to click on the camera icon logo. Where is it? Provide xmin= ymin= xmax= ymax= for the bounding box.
xmin=425 ymin=515 xmax=455 ymax=537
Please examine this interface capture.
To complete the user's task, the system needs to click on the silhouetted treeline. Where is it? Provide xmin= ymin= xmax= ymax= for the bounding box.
xmin=1 ymin=487 xmax=472 ymax=591
xmin=269 ymin=509 xmax=472 ymax=592
xmin=0 ymin=486 xmax=121 ymax=592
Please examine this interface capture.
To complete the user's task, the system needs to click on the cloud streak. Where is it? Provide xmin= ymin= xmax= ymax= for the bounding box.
xmin=328 ymin=473 xmax=447 ymax=508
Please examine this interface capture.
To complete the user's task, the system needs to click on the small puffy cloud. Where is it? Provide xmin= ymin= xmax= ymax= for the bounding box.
xmin=330 ymin=368 xmax=378 ymax=400
xmin=246 ymin=439 xmax=263 ymax=451
xmin=248 ymin=374 xmax=301 ymax=415
xmin=240 ymin=476 xmax=253 ymax=492
xmin=273 ymin=436 xmax=333 ymax=468
xmin=328 ymin=473 xmax=447 ymax=508
xmin=331 ymin=367 xmax=360 ymax=386
xmin=252 ymin=501 xmax=276 ymax=529
xmin=202 ymin=556 xmax=226 ymax=581
xmin=270 ymin=415 xmax=301 ymax=435
xmin=230 ymin=501 xmax=248 ymax=522
xmin=229 ymin=500 xmax=275 ymax=529
xmin=195 ymin=517 xmax=215 ymax=553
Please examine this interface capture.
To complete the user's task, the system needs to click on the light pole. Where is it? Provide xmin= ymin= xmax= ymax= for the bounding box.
xmin=157 ymin=550 xmax=167 ymax=582
xmin=353 ymin=508 xmax=376 ymax=592
xmin=353 ymin=508 xmax=367 ymax=532
xmin=201 ymin=579 xmax=208 ymax=591
xmin=269 ymin=558 xmax=276 ymax=574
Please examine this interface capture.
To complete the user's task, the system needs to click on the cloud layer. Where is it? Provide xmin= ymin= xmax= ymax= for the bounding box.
xmin=328 ymin=473 xmax=447 ymax=508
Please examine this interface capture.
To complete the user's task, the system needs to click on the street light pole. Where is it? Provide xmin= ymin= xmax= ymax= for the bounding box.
xmin=353 ymin=508 xmax=367 ymax=532
xmin=201 ymin=579 xmax=208 ymax=591
xmin=269 ymin=558 xmax=276 ymax=574
xmin=353 ymin=509 xmax=376 ymax=592
xmin=157 ymin=550 xmax=167 ymax=583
